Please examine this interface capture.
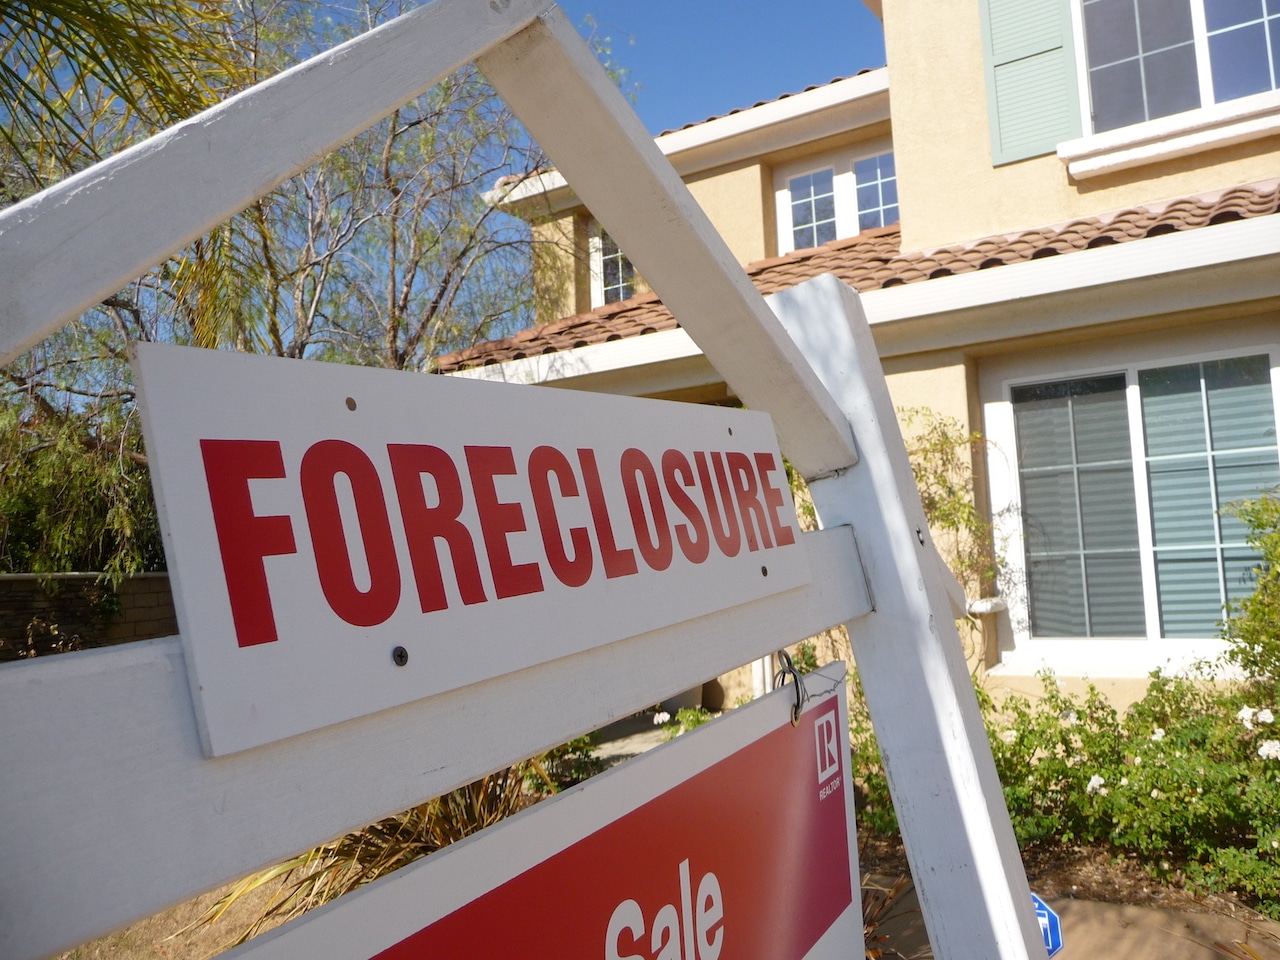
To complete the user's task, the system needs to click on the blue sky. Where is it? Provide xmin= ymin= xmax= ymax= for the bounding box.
xmin=554 ymin=1 xmax=887 ymax=136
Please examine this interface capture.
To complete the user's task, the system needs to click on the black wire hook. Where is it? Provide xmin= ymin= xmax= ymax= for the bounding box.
xmin=773 ymin=649 xmax=810 ymax=726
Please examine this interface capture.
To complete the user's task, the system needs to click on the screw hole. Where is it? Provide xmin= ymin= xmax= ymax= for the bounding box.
xmin=761 ymin=565 xmax=768 ymax=577
xmin=345 ymin=397 xmax=357 ymax=411
xmin=392 ymin=646 xmax=408 ymax=667
xmin=916 ymin=527 xmax=925 ymax=545
xmin=727 ymin=426 xmax=733 ymax=436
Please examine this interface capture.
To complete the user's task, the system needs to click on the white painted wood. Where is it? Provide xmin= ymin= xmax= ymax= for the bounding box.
xmin=134 ymin=343 xmax=810 ymax=755
xmin=477 ymin=10 xmax=859 ymax=482
xmin=0 ymin=0 xmax=554 ymax=366
xmin=0 ymin=525 xmax=866 ymax=960
xmin=221 ymin=664 xmax=859 ymax=960
xmin=768 ymin=275 xmax=1045 ymax=960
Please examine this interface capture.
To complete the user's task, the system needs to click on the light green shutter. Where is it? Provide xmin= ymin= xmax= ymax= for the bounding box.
xmin=980 ymin=0 xmax=1082 ymax=165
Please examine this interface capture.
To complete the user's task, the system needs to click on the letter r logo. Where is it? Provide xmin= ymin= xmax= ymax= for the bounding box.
xmin=814 ymin=709 xmax=840 ymax=783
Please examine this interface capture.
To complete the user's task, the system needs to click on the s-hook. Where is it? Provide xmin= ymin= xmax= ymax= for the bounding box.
xmin=773 ymin=650 xmax=810 ymax=726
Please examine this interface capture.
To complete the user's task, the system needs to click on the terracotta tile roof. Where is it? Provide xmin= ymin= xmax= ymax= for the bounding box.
xmin=434 ymin=180 xmax=1280 ymax=373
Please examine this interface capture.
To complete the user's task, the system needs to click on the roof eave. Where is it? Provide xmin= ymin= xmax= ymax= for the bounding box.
xmin=494 ymin=69 xmax=891 ymax=219
xmin=448 ymin=214 xmax=1280 ymax=394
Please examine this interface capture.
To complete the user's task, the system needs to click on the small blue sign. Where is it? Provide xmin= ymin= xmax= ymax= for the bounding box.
xmin=1031 ymin=893 xmax=1063 ymax=957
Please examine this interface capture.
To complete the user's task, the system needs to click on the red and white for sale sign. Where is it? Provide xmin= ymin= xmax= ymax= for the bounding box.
xmin=225 ymin=662 xmax=862 ymax=960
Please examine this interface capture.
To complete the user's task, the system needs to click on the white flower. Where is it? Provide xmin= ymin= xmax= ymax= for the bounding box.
xmin=1150 ymin=788 xmax=1161 ymax=799
xmin=1086 ymin=774 xmax=1106 ymax=795
xmin=653 ymin=711 xmax=671 ymax=725
xmin=1151 ymin=728 xmax=1165 ymax=742
xmin=1258 ymin=740 xmax=1280 ymax=760
xmin=1120 ymin=777 xmax=1129 ymax=787
xmin=1260 ymin=709 xmax=1275 ymax=724
xmin=1062 ymin=710 xmax=1078 ymax=726
xmin=1239 ymin=706 xmax=1257 ymax=730
xmin=1134 ymin=756 xmax=1142 ymax=765
xmin=1001 ymin=729 xmax=1018 ymax=744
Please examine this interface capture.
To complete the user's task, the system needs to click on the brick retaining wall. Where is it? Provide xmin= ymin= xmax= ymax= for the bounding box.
xmin=0 ymin=573 xmax=177 ymax=661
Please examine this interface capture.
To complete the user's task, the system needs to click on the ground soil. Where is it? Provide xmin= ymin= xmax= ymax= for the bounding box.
xmin=859 ymin=834 xmax=1273 ymax=925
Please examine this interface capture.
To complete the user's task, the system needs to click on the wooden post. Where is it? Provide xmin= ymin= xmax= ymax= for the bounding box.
xmin=769 ymin=275 xmax=1047 ymax=960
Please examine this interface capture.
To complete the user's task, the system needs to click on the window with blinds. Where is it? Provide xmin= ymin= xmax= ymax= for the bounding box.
xmin=1011 ymin=354 xmax=1279 ymax=639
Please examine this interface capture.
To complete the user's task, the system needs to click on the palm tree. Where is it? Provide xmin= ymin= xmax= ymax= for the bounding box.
xmin=0 ymin=0 xmax=243 ymax=199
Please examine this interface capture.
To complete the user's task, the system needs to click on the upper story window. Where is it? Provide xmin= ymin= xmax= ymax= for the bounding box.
xmin=775 ymin=147 xmax=898 ymax=255
xmin=1082 ymin=0 xmax=1280 ymax=132
xmin=600 ymin=232 xmax=635 ymax=304
xmin=789 ymin=169 xmax=838 ymax=250
xmin=853 ymin=153 xmax=899 ymax=231
xmin=589 ymin=227 xmax=636 ymax=308
xmin=980 ymin=0 xmax=1280 ymax=173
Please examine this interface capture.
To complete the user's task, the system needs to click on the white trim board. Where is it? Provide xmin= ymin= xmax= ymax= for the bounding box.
xmin=0 ymin=527 xmax=866 ymax=960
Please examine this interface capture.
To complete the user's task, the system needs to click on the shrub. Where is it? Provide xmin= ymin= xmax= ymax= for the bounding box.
xmin=1223 ymin=489 xmax=1280 ymax=688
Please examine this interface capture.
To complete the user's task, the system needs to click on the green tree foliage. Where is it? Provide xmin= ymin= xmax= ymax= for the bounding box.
xmin=1222 ymin=490 xmax=1280 ymax=688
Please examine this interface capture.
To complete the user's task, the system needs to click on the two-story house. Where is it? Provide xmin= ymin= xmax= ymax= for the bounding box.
xmin=436 ymin=0 xmax=1280 ymax=705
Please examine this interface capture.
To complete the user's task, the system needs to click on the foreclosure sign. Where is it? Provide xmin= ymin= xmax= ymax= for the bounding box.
xmin=223 ymin=663 xmax=860 ymax=960
xmin=132 ymin=344 xmax=810 ymax=755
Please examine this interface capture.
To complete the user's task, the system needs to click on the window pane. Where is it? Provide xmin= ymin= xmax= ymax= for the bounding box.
xmin=857 ymin=183 xmax=881 ymax=211
xmin=814 ymin=219 xmax=837 ymax=245
xmin=858 ymin=210 xmax=883 ymax=232
xmin=1085 ymin=0 xmax=1140 ymax=65
xmin=1138 ymin=0 xmax=1194 ymax=50
xmin=1085 ymin=555 xmax=1147 ymax=634
xmin=1141 ymin=363 xmax=1206 ymax=455
xmin=1091 ymin=59 xmax=1148 ymax=131
xmin=1023 ymin=471 xmax=1082 ymax=553
xmin=1205 ymin=0 xmax=1265 ymax=30
xmin=1144 ymin=44 xmax=1203 ymax=118
xmin=810 ymin=167 xmax=834 ymax=194
xmin=792 ymin=200 xmax=813 ymax=227
xmin=1209 ymin=23 xmax=1274 ymax=100
xmin=1216 ymin=451 xmax=1280 ymax=541
xmin=1206 ymin=355 xmax=1275 ymax=450
xmin=1149 ymin=459 xmax=1215 ymax=545
xmin=1029 ymin=557 xmax=1087 ymax=636
xmin=1080 ymin=466 xmax=1140 ymax=550
xmin=793 ymin=225 xmax=815 ymax=250
xmin=1156 ymin=551 xmax=1223 ymax=636
xmin=1073 ymin=388 xmax=1133 ymax=463
xmin=814 ymin=194 xmax=836 ymax=223
xmin=881 ymin=179 xmax=899 ymax=206
xmin=789 ymin=173 xmax=815 ymax=201
xmin=854 ymin=156 xmax=880 ymax=182
xmin=1225 ymin=550 xmax=1264 ymax=604
xmin=1014 ymin=397 xmax=1075 ymax=469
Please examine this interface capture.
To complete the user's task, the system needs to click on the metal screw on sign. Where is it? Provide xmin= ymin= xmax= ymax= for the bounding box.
xmin=392 ymin=646 xmax=409 ymax=667
xmin=773 ymin=650 xmax=810 ymax=725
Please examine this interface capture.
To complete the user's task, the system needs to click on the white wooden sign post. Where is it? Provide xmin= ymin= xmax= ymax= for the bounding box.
xmin=0 ymin=3 xmax=1046 ymax=959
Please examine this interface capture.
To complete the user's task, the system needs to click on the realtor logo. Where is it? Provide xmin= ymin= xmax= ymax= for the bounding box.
xmin=814 ymin=709 xmax=840 ymax=783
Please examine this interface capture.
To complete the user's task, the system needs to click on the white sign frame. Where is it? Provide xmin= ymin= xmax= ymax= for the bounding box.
xmin=222 ymin=663 xmax=861 ymax=960
xmin=0 ymin=3 xmax=1045 ymax=959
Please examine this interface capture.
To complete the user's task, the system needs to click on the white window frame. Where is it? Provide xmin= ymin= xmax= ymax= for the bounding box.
xmin=772 ymin=138 xmax=895 ymax=256
xmin=1061 ymin=0 xmax=1280 ymax=178
xmin=983 ymin=328 xmax=1280 ymax=678
xmin=587 ymin=221 xmax=635 ymax=308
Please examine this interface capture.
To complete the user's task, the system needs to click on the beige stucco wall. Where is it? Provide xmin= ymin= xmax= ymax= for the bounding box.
xmin=685 ymin=162 xmax=777 ymax=265
xmin=883 ymin=0 xmax=1280 ymax=253
xmin=532 ymin=213 xmax=589 ymax=323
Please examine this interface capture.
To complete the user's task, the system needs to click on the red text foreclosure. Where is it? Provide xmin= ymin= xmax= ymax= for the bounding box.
xmin=199 ymin=440 xmax=798 ymax=647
